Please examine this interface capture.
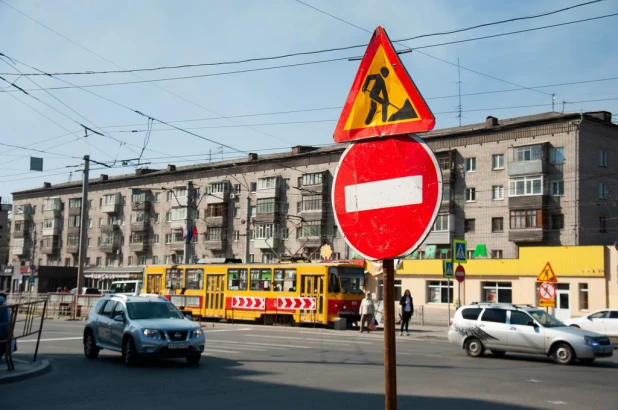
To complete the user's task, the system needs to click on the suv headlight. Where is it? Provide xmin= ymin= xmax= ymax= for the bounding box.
xmin=192 ymin=329 xmax=203 ymax=338
xmin=143 ymin=329 xmax=161 ymax=339
xmin=584 ymin=336 xmax=599 ymax=347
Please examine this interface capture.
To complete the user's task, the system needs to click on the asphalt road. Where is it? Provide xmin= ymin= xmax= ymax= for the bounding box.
xmin=5 ymin=319 xmax=618 ymax=410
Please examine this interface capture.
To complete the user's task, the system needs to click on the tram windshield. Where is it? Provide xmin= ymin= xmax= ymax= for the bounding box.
xmin=337 ymin=267 xmax=365 ymax=294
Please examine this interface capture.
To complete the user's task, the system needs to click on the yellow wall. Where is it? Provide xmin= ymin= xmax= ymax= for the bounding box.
xmin=609 ymin=246 xmax=618 ymax=309
xmin=397 ymin=246 xmax=606 ymax=278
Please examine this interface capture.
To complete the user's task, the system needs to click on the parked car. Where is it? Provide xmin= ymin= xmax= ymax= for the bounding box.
xmin=448 ymin=303 xmax=613 ymax=365
xmin=564 ymin=309 xmax=618 ymax=337
xmin=70 ymin=287 xmax=101 ymax=295
xmin=83 ymin=294 xmax=205 ymax=366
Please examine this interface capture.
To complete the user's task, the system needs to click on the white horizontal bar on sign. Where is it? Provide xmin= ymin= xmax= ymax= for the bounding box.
xmin=345 ymin=175 xmax=422 ymax=213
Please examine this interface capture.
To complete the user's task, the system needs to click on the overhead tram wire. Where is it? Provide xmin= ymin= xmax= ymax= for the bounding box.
xmin=0 ymin=0 xmax=606 ymax=76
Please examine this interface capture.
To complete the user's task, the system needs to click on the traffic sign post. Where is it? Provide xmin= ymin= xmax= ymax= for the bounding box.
xmin=455 ymin=264 xmax=465 ymax=309
xmin=538 ymin=282 xmax=557 ymax=310
xmin=332 ymin=26 xmax=437 ymax=410
xmin=443 ymin=260 xmax=453 ymax=327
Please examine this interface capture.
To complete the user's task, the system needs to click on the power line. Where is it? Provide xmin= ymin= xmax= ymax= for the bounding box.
xmin=0 ymin=0 xmax=606 ymax=76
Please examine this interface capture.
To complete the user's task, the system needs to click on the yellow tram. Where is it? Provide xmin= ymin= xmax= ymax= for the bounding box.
xmin=142 ymin=261 xmax=366 ymax=325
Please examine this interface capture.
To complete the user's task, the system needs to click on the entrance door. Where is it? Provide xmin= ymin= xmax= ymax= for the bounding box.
xmin=204 ymin=274 xmax=225 ymax=318
xmin=299 ymin=275 xmax=324 ymax=323
xmin=554 ymin=284 xmax=571 ymax=321
xmin=146 ymin=274 xmax=162 ymax=294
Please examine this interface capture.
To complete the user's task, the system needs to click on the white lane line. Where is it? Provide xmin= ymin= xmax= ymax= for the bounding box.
xmin=204 ymin=349 xmax=240 ymax=354
xmin=548 ymin=401 xmax=568 ymax=405
xmin=205 ymin=328 xmax=252 ymax=333
xmin=19 ymin=336 xmax=82 ymax=343
xmin=251 ymin=334 xmax=372 ymax=345
xmin=212 ymin=339 xmax=309 ymax=349
xmin=345 ymin=175 xmax=422 ymax=212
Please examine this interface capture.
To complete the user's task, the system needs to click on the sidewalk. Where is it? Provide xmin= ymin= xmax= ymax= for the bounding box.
xmin=0 ymin=358 xmax=51 ymax=384
xmin=375 ymin=322 xmax=448 ymax=339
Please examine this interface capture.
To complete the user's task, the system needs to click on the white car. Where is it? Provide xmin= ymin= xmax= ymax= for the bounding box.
xmin=564 ymin=309 xmax=618 ymax=337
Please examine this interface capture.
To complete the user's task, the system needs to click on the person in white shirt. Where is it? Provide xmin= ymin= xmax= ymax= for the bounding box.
xmin=359 ymin=292 xmax=376 ymax=333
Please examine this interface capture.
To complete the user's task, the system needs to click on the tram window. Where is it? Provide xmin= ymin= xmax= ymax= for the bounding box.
xmin=250 ymin=269 xmax=272 ymax=291
xmin=328 ymin=272 xmax=341 ymax=293
xmin=185 ymin=269 xmax=204 ymax=290
xmin=228 ymin=268 xmax=248 ymax=290
xmin=274 ymin=269 xmax=297 ymax=292
xmin=166 ymin=268 xmax=184 ymax=291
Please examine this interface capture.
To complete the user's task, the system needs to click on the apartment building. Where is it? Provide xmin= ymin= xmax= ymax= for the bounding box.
xmin=8 ymin=111 xmax=618 ymax=291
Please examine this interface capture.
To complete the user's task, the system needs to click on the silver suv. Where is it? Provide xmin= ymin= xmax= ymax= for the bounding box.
xmin=448 ymin=303 xmax=613 ymax=365
xmin=83 ymin=294 xmax=206 ymax=366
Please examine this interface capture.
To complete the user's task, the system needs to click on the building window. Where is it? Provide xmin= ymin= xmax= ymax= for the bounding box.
xmin=138 ymin=256 xmax=146 ymax=265
xmin=88 ymin=219 xmax=93 ymax=228
xmin=598 ymin=183 xmax=608 ymax=199
xmin=302 ymin=172 xmax=323 ymax=186
xmin=465 ymin=188 xmax=476 ymax=202
xmin=551 ymin=214 xmax=564 ymax=230
xmin=255 ymin=224 xmax=275 ymax=239
xmin=87 ymin=237 xmax=91 ymax=247
xmin=301 ymin=195 xmax=322 ymax=211
xmin=154 ymin=213 xmax=160 ymax=224
xmin=207 ymin=182 xmax=227 ymax=194
xmin=233 ymin=184 xmax=241 ymax=194
xmin=281 ymin=228 xmax=289 ymax=239
xmin=432 ymin=214 xmax=449 ymax=232
xmin=261 ymin=252 xmax=275 ymax=263
xmin=233 ymin=231 xmax=240 ymax=241
xmin=164 ymin=255 xmax=172 ymax=264
xmin=206 ymin=227 xmax=224 ymax=241
xmin=600 ymin=216 xmax=607 ymax=233
xmin=250 ymin=182 xmax=257 ymax=193
xmin=491 ymin=217 xmax=504 ymax=232
xmin=153 ymin=234 xmax=160 ymax=244
xmin=69 ymin=198 xmax=81 ymax=209
xmin=296 ymin=202 xmax=302 ymax=213
xmin=152 ymin=256 xmax=158 ymax=264
xmin=96 ymin=257 xmax=102 ymax=267
xmin=509 ymin=175 xmax=544 ymax=196
xmin=283 ymin=179 xmax=290 ymax=190
xmin=492 ymin=185 xmax=504 ymax=200
xmin=248 ymin=254 xmax=255 ymax=263
xmin=85 ymin=257 xmax=90 ymax=266
xmin=579 ymin=284 xmax=589 ymax=310
xmin=234 ymin=207 xmax=240 ymax=218
xmin=551 ymin=147 xmax=565 ymax=164
xmin=464 ymin=219 xmax=475 ymax=232
xmin=99 ymin=218 xmax=103 ymax=227
xmin=551 ymin=181 xmax=564 ymax=196
xmin=258 ymin=177 xmax=277 ymax=190
xmin=510 ymin=210 xmax=542 ymax=229
xmin=492 ymin=154 xmax=504 ymax=170
xmin=465 ymin=157 xmax=476 ymax=172
xmin=513 ymin=145 xmax=542 ymax=162
xmin=300 ymin=221 xmax=323 ymax=237
xmin=128 ymin=256 xmax=134 ymax=265
xmin=427 ymin=281 xmax=453 ymax=304
xmin=599 ymin=150 xmax=608 ymax=167
xmin=102 ymin=194 xmax=118 ymax=205
xmin=491 ymin=250 xmax=503 ymax=259
xmin=256 ymin=198 xmax=278 ymax=214
xmin=68 ymin=215 xmax=81 ymax=228
xmin=87 ymin=200 xmax=92 ymax=208
xmin=377 ymin=280 xmax=402 ymax=301
xmin=153 ymin=192 xmax=160 ymax=202
xmin=206 ymin=203 xmax=226 ymax=218
xmin=482 ymin=282 xmax=512 ymax=303
xmin=97 ymin=237 xmax=102 ymax=246
xmin=169 ymin=208 xmax=186 ymax=221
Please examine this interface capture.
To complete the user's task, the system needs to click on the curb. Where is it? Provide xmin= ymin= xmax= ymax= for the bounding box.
xmin=0 ymin=359 xmax=51 ymax=384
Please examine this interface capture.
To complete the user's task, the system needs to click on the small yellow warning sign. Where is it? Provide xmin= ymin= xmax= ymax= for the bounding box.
xmin=539 ymin=298 xmax=556 ymax=307
xmin=536 ymin=262 xmax=558 ymax=283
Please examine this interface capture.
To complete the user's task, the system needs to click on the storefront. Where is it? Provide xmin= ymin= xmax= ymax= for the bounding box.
xmin=84 ymin=267 xmax=144 ymax=291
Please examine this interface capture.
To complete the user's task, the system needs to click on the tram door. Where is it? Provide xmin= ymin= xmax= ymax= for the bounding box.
xmin=300 ymin=274 xmax=325 ymax=324
xmin=146 ymin=274 xmax=162 ymax=294
xmin=204 ymin=274 xmax=225 ymax=318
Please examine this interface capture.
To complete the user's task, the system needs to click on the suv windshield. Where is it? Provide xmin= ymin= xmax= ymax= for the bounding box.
xmin=528 ymin=309 xmax=565 ymax=328
xmin=126 ymin=302 xmax=184 ymax=320
xmin=338 ymin=267 xmax=365 ymax=294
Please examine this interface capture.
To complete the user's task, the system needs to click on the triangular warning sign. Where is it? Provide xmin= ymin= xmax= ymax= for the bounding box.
xmin=536 ymin=262 xmax=558 ymax=283
xmin=333 ymin=26 xmax=435 ymax=143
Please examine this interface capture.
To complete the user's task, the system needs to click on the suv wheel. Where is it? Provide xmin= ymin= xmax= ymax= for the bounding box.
xmin=186 ymin=354 xmax=201 ymax=365
xmin=552 ymin=342 xmax=575 ymax=365
xmin=83 ymin=330 xmax=100 ymax=359
xmin=123 ymin=336 xmax=138 ymax=366
xmin=465 ymin=337 xmax=485 ymax=357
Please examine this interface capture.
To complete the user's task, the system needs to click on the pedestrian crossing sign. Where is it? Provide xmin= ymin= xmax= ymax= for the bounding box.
xmin=443 ymin=260 xmax=454 ymax=278
xmin=453 ymin=239 xmax=467 ymax=264
xmin=333 ymin=26 xmax=435 ymax=143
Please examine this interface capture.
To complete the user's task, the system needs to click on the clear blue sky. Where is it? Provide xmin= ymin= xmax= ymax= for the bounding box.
xmin=1 ymin=0 xmax=617 ymax=203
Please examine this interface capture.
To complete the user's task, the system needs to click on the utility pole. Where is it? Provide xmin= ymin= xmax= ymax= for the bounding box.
xmin=457 ymin=57 xmax=462 ymax=127
xmin=75 ymin=155 xmax=89 ymax=313
xmin=183 ymin=181 xmax=194 ymax=264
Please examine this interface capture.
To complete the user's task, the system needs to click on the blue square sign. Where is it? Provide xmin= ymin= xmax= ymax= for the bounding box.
xmin=453 ymin=239 xmax=467 ymax=264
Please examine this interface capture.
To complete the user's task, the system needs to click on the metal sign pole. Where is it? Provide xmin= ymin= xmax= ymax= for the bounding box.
xmin=447 ymin=278 xmax=451 ymax=328
xmin=383 ymin=259 xmax=397 ymax=410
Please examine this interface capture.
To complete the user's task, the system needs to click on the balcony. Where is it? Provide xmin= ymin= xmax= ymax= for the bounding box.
xmin=13 ymin=223 xmax=29 ymax=238
xmin=67 ymin=226 xmax=81 ymax=235
xmin=169 ymin=241 xmax=185 ymax=251
xmin=129 ymin=241 xmax=149 ymax=253
xmin=12 ymin=245 xmax=28 ymax=256
xmin=507 ymin=144 xmax=548 ymax=177
xmin=254 ymin=211 xmax=280 ymax=224
xmin=256 ymin=178 xmax=282 ymax=200
xmin=424 ymin=231 xmax=453 ymax=246
xmin=101 ymin=193 xmax=121 ymax=213
xmin=101 ymin=224 xmax=120 ymax=233
xmin=253 ymin=237 xmax=278 ymax=249
xmin=300 ymin=208 xmax=325 ymax=222
xmin=298 ymin=236 xmax=321 ymax=248
xmin=170 ymin=219 xmax=185 ymax=230
xmin=41 ymin=238 xmax=60 ymax=255
xmin=205 ymin=215 xmax=226 ymax=227
xmin=130 ymin=220 xmax=150 ymax=232
xmin=204 ymin=239 xmax=226 ymax=250
xmin=67 ymin=243 xmax=80 ymax=254
xmin=42 ymin=226 xmax=61 ymax=236
xmin=43 ymin=198 xmax=62 ymax=218
xmin=132 ymin=190 xmax=152 ymax=211
xmin=68 ymin=206 xmax=81 ymax=216
xmin=13 ymin=204 xmax=32 ymax=221
xmin=205 ymin=191 xmax=230 ymax=204
xmin=508 ymin=195 xmax=545 ymax=210
xmin=99 ymin=243 xmax=119 ymax=253
xmin=509 ymin=228 xmax=544 ymax=243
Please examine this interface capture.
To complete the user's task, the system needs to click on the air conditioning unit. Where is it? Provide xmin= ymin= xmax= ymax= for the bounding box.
xmin=230 ymin=194 xmax=237 ymax=200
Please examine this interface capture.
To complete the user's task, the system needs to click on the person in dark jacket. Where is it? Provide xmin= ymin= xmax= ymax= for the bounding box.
xmin=399 ymin=289 xmax=414 ymax=336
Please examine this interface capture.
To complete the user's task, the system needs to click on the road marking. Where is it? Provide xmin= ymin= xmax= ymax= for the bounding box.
xmin=252 ymin=334 xmax=372 ymax=345
xmin=548 ymin=401 xmax=568 ymax=405
xmin=204 ymin=349 xmax=240 ymax=354
xmin=345 ymin=175 xmax=422 ymax=212
xmin=213 ymin=339 xmax=309 ymax=349
xmin=527 ymin=379 xmax=541 ymax=383
xmin=19 ymin=336 xmax=82 ymax=343
xmin=206 ymin=328 xmax=252 ymax=333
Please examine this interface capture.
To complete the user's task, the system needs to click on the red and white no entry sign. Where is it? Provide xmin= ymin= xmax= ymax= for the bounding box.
xmin=455 ymin=264 xmax=466 ymax=283
xmin=538 ymin=282 xmax=557 ymax=301
xmin=332 ymin=134 xmax=442 ymax=261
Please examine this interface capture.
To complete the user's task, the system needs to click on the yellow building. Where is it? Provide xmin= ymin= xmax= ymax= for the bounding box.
xmin=366 ymin=245 xmax=615 ymax=321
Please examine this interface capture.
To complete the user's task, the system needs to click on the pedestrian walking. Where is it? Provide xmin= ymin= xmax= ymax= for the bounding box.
xmin=399 ymin=289 xmax=414 ymax=336
xmin=0 ymin=293 xmax=10 ymax=362
xmin=359 ymin=291 xmax=376 ymax=333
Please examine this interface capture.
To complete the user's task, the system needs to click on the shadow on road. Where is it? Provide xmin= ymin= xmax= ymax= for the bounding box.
xmin=6 ymin=352 xmax=543 ymax=410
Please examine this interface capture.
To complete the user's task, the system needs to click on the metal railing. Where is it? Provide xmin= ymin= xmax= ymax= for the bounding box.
xmin=375 ymin=302 xmax=452 ymax=327
xmin=2 ymin=299 xmax=47 ymax=371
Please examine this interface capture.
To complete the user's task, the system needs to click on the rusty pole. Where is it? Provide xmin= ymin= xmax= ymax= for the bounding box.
xmin=383 ymin=259 xmax=397 ymax=410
